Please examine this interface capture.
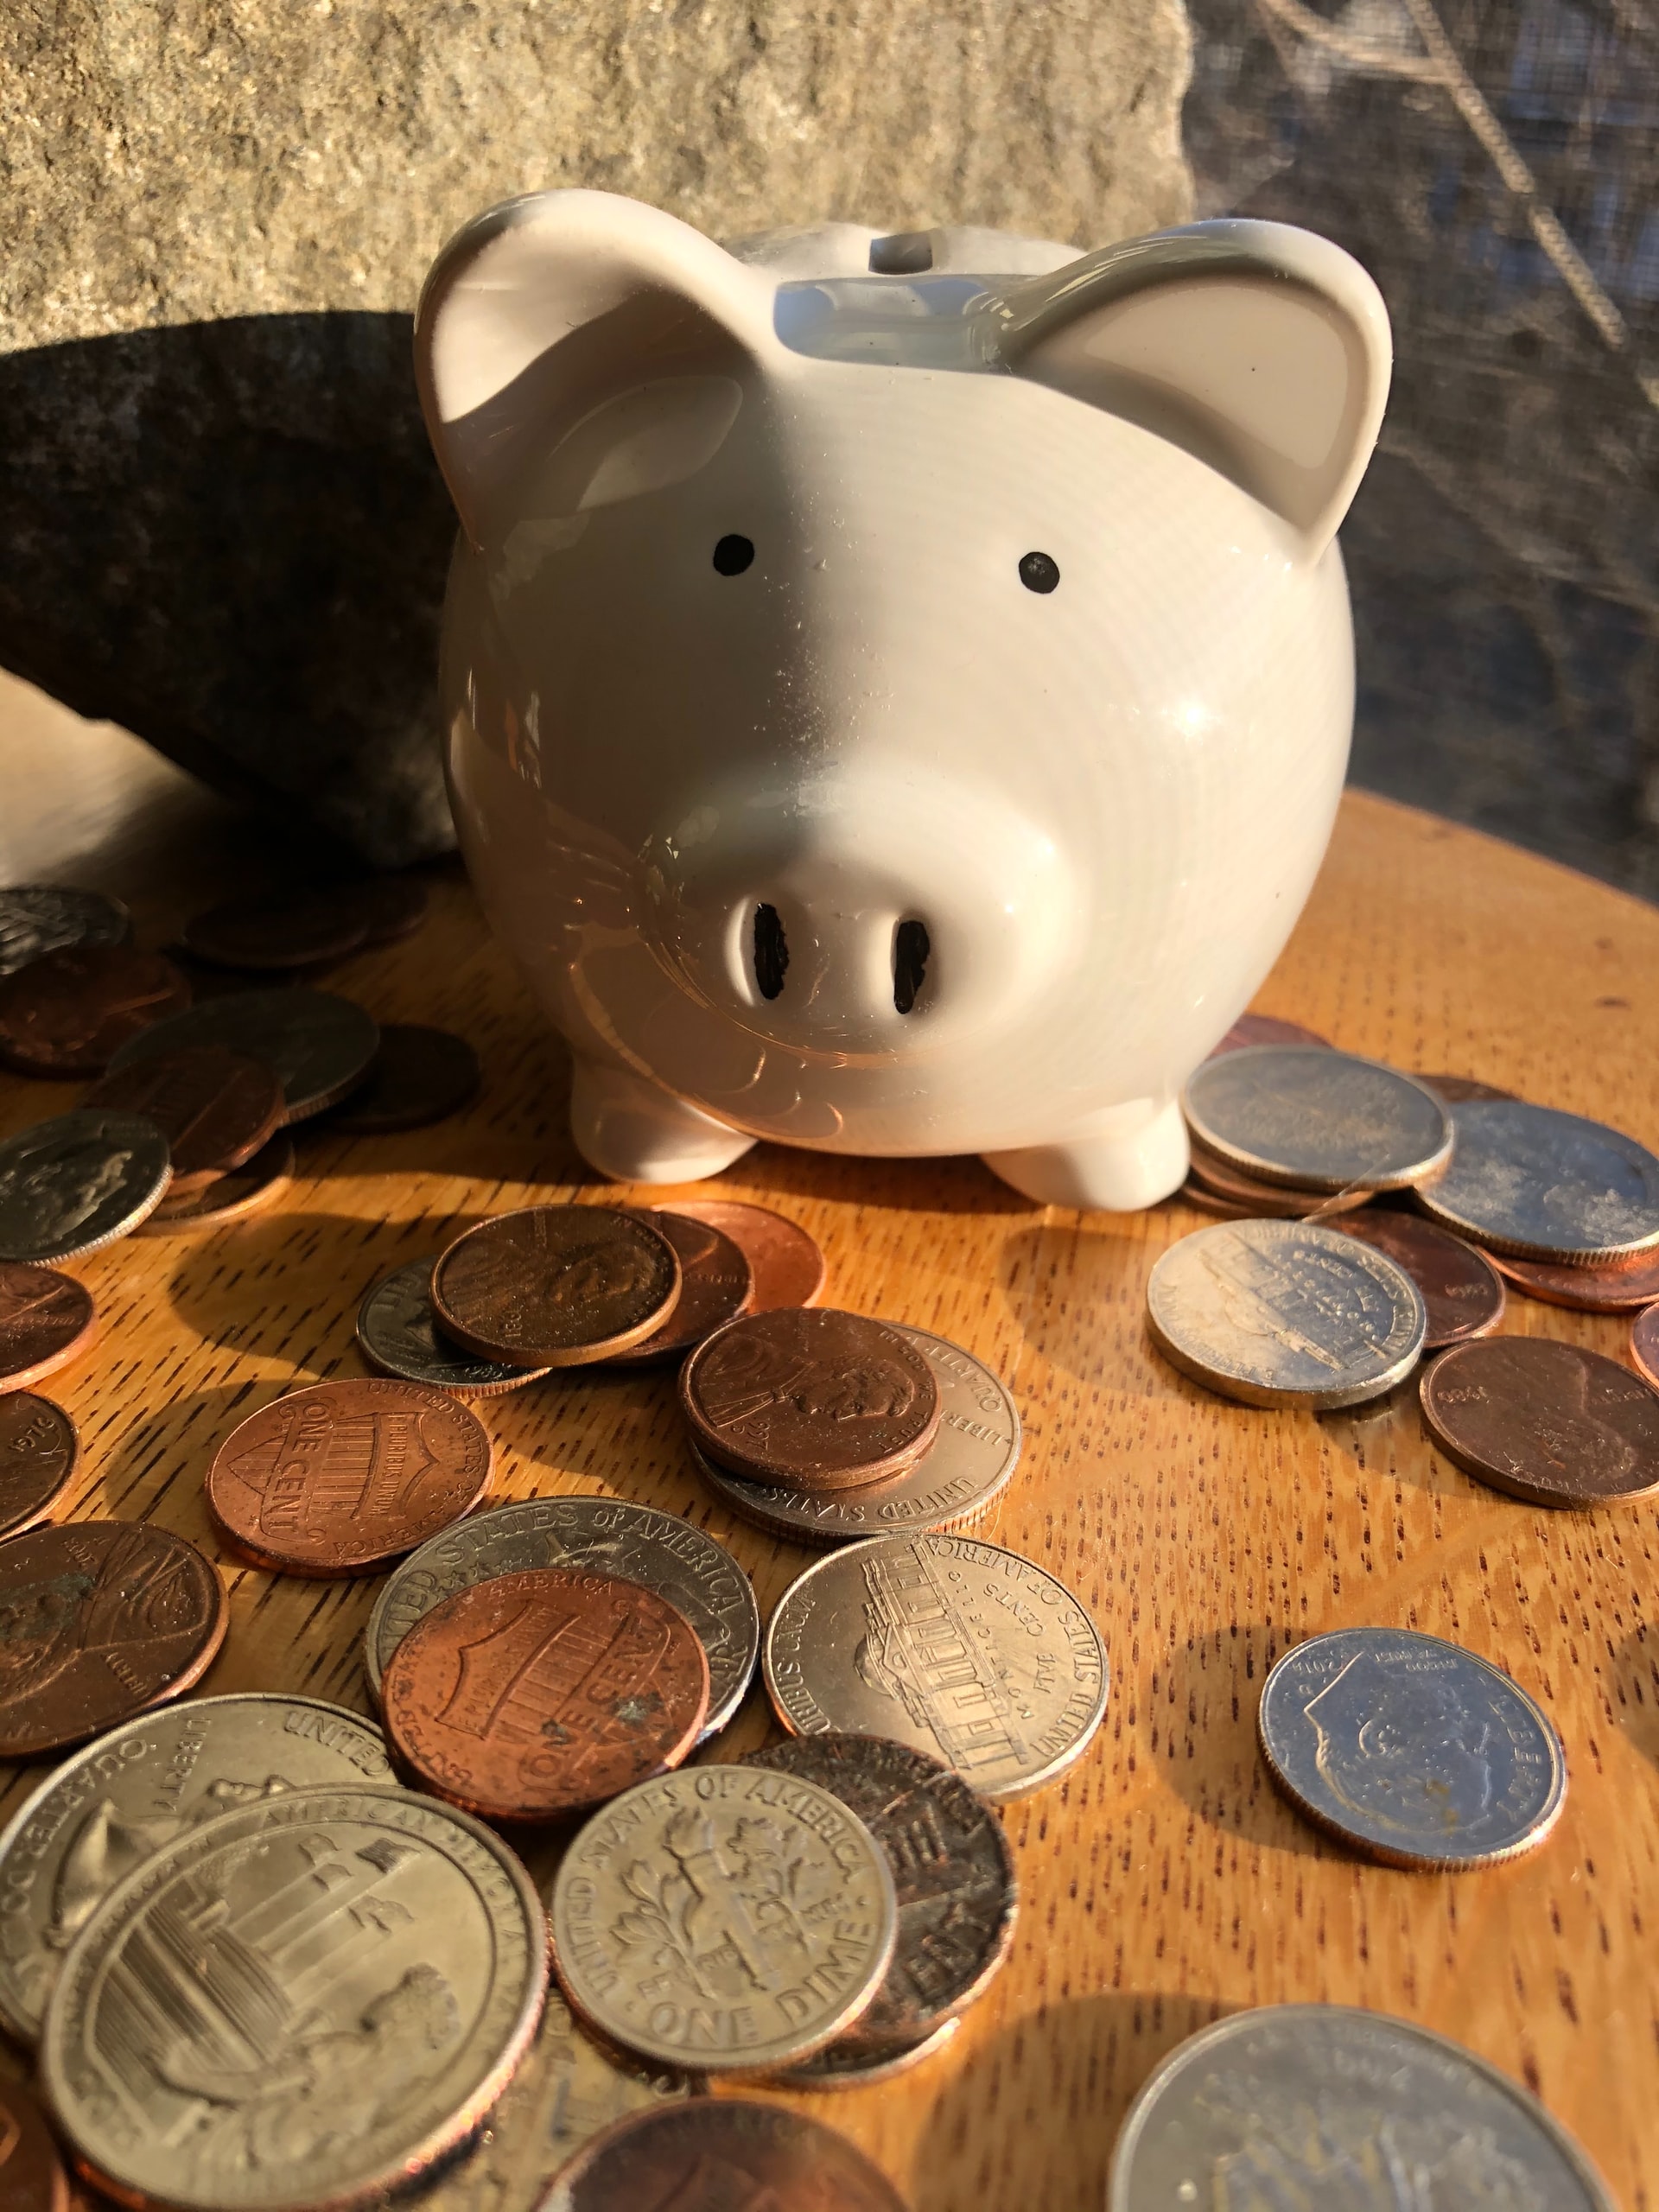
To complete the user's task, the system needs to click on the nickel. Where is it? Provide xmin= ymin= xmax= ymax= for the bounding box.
xmin=0 ymin=1261 xmax=95 ymax=1389
xmin=0 ymin=945 xmax=191 ymax=1077
xmin=357 ymin=1255 xmax=550 ymax=1394
xmin=0 ymin=887 xmax=130 ymax=977
xmin=1332 ymin=1208 xmax=1505 ymax=1345
xmin=0 ymin=1392 xmax=77 ymax=1539
xmin=0 ymin=1109 xmax=173 ymax=1262
xmin=1182 ymin=1046 xmax=1452 ymax=1192
xmin=1416 ymin=1097 xmax=1659 ymax=1262
xmin=107 ymin=986 xmax=380 ymax=1122
xmin=432 ymin=1205 xmax=681 ymax=1366
xmin=1421 ymin=1335 xmax=1659 ymax=1507
xmin=543 ymin=2101 xmax=911 ymax=2212
xmin=85 ymin=1044 xmax=286 ymax=1191
xmin=327 ymin=1023 xmax=480 ymax=1132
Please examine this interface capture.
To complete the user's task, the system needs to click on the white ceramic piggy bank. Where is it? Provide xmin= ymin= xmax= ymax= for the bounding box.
xmin=416 ymin=191 xmax=1389 ymax=1207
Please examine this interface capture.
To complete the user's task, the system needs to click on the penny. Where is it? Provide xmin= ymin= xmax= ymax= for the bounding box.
xmin=1421 ymin=1335 xmax=1659 ymax=1508
xmin=681 ymin=1306 xmax=943 ymax=1491
xmin=0 ymin=1261 xmax=96 ymax=1389
xmin=1412 ymin=1071 xmax=1520 ymax=1103
xmin=0 ymin=1393 xmax=77 ymax=1539
xmin=778 ymin=2014 xmax=962 ymax=2088
xmin=1208 ymin=1012 xmax=1332 ymax=1055
xmin=543 ymin=2101 xmax=911 ymax=2212
xmin=432 ymin=1205 xmax=681 ymax=1366
xmin=1633 ymin=1305 xmax=1659 ymax=1390
xmin=106 ymin=987 xmax=380 ymax=1122
xmin=182 ymin=887 xmax=372 ymax=970
xmin=136 ymin=1131 xmax=295 ymax=1231
xmin=205 ymin=1377 xmax=493 ymax=1574
xmin=1185 ymin=1138 xmax=1374 ymax=1218
xmin=1182 ymin=1046 xmax=1452 ymax=1192
xmin=1489 ymin=1243 xmax=1659 ymax=1313
xmin=0 ymin=1521 xmax=226 ymax=1758
xmin=327 ymin=1024 xmax=481 ymax=1132
xmin=1415 ymin=1097 xmax=1659 ymax=1262
xmin=1177 ymin=1175 xmax=1251 ymax=1219
xmin=336 ymin=875 xmax=429 ymax=946
xmin=384 ymin=1567 xmax=709 ymax=1821
xmin=764 ymin=1534 xmax=1108 ymax=1802
xmin=0 ymin=2081 xmax=69 ymax=2212
xmin=1146 ymin=1218 xmax=1427 ymax=1408
xmin=1332 ymin=1209 xmax=1505 ymax=1346
xmin=653 ymin=1198 xmax=827 ymax=1312
xmin=749 ymin=1735 xmax=1017 ymax=2052
xmin=357 ymin=1256 xmax=550 ymax=1395
xmin=84 ymin=1045 xmax=286 ymax=1191
xmin=0 ymin=1692 xmax=393 ymax=2045
xmin=0 ymin=946 xmax=192 ymax=1078
xmin=0 ymin=887 xmax=131 ymax=977
xmin=365 ymin=1493 xmax=761 ymax=1738
xmin=607 ymin=1208 xmax=753 ymax=1364
xmin=40 ymin=1784 xmax=547 ymax=2212
xmin=550 ymin=1764 xmax=898 ymax=2071
xmin=0 ymin=1110 xmax=173 ymax=1264
xmin=1258 ymin=1625 xmax=1566 ymax=1868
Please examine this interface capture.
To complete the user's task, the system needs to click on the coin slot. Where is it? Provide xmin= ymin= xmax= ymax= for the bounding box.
xmin=868 ymin=232 xmax=933 ymax=275
xmin=753 ymin=904 xmax=789 ymax=1001
xmin=893 ymin=918 xmax=930 ymax=1015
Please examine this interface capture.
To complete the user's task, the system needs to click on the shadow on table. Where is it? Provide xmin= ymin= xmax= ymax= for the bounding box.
xmin=996 ymin=1224 xmax=1153 ymax=1384
xmin=86 ymin=1381 xmax=253 ymax=1532
xmin=1143 ymin=1623 xmax=1329 ymax=1863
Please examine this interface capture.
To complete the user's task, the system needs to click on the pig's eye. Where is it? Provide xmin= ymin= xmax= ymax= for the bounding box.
xmin=1020 ymin=551 xmax=1060 ymax=594
xmin=713 ymin=535 xmax=755 ymax=575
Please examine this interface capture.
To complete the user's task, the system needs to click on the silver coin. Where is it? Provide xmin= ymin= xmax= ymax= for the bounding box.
xmin=1415 ymin=1097 xmax=1659 ymax=1262
xmin=0 ymin=1109 xmax=173 ymax=1262
xmin=357 ymin=1256 xmax=550 ymax=1395
xmin=1257 ymin=1627 xmax=1567 ymax=1868
xmin=1109 ymin=2004 xmax=1616 ymax=2211
xmin=107 ymin=986 xmax=379 ymax=1122
xmin=763 ymin=1533 xmax=1108 ymax=1802
xmin=0 ymin=1692 xmax=393 ymax=2046
xmin=1182 ymin=1046 xmax=1452 ymax=1192
xmin=1146 ymin=1218 xmax=1427 ymax=1409
xmin=0 ymin=886 xmax=131 ymax=976
xmin=365 ymin=1493 xmax=760 ymax=1738
xmin=776 ymin=2014 xmax=961 ymax=2088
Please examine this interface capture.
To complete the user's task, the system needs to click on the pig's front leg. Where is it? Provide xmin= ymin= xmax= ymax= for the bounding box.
xmin=982 ymin=1097 xmax=1189 ymax=1211
xmin=569 ymin=1058 xmax=757 ymax=1185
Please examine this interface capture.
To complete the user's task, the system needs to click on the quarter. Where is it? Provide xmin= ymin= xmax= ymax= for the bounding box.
xmin=432 ymin=1205 xmax=681 ymax=1366
xmin=356 ymin=1256 xmax=550 ymax=1395
xmin=1182 ymin=1046 xmax=1452 ymax=1192
xmin=606 ymin=1207 xmax=753 ymax=1363
xmin=85 ymin=1045 xmax=286 ymax=1191
xmin=1332 ymin=1208 xmax=1505 ymax=1345
xmin=0 ymin=1260 xmax=95 ymax=1389
xmin=653 ymin=1198 xmax=827 ymax=1312
xmin=1415 ymin=1097 xmax=1659 ymax=1262
xmin=0 ymin=1109 xmax=173 ymax=1262
xmin=1420 ymin=1336 xmax=1659 ymax=1507
xmin=541 ymin=2101 xmax=911 ymax=2212
xmin=0 ymin=1391 xmax=77 ymax=1539
xmin=0 ymin=887 xmax=130 ymax=977
xmin=327 ymin=1023 xmax=480 ymax=1132
xmin=0 ymin=945 xmax=192 ymax=1077
xmin=107 ymin=987 xmax=380 ymax=1122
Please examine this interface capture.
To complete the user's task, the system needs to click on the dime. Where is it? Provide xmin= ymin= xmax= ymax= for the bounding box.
xmin=1332 ymin=1209 xmax=1505 ymax=1346
xmin=550 ymin=1764 xmax=898 ymax=2071
xmin=1208 ymin=1012 xmax=1332 ymax=1055
xmin=764 ymin=1534 xmax=1108 ymax=1802
xmin=433 ymin=1206 xmax=682 ymax=1366
xmin=84 ymin=1045 xmax=286 ymax=1191
xmin=542 ymin=2101 xmax=911 ymax=2212
xmin=1109 ymin=2005 xmax=1615 ymax=2212
xmin=1182 ymin=1046 xmax=1452 ymax=1192
xmin=41 ymin=1784 xmax=547 ymax=2212
xmin=1257 ymin=1625 xmax=1566 ymax=1867
xmin=607 ymin=1208 xmax=753 ymax=1364
xmin=205 ymin=1377 xmax=493 ymax=1573
xmin=681 ymin=1307 xmax=943 ymax=1491
xmin=0 ymin=946 xmax=192 ymax=1077
xmin=384 ymin=1568 xmax=709 ymax=1821
xmin=357 ymin=1256 xmax=549 ymax=1395
xmin=0 ymin=2080 xmax=69 ymax=2212
xmin=1420 ymin=1336 xmax=1659 ymax=1508
xmin=0 ymin=1521 xmax=226 ymax=1758
xmin=1412 ymin=1071 xmax=1519 ymax=1103
xmin=0 ymin=887 xmax=130 ymax=978
xmin=0 ymin=1691 xmax=393 ymax=2045
xmin=106 ymin=987 xmax=380 ymax=1122
xmin=365 ymin=1493 xmax=761 ymax=1737
xmin=0 ymin=1109 xmax=172 ymax=1263
xmin=1633 ymin=1305 xmax=1659 ymax=1391
xmin=749 ymin=1735 xmax=1017 ymax=2052
xmin=1185 ymin=1139 xmax=1373 ymax=1218
xmin=0 ymin=1261 xmax=95 ymax=1389
xmin=778 ymin=2014 xmax=962 ymax=2088
xmin=0 ymin=1392 xmax=77 ymax=1538
xmin=1146 ymin=1219 xmax=1427 ymax=1409
xmin=327 ymin=1024 xmax=481 ymax=1132
xmin=1489 ymin=1243 xmax=1659 ymax=1313
xmin=135 ymin=1131 xmax=295 ymax=1232
xmin=1416 ymin=1098 xmax=1659 ymax=1262
xmin=653 ymin=1198 xmax=827 ymax=1312
xmin=183 ymin=887 xmax=373 ymax=969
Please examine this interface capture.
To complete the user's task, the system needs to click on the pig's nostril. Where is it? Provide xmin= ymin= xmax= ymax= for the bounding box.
xmin=753 ymin=904 xmax=789 ymax=1001
xmin=893 ymin=918 xmax=931 ymax=1014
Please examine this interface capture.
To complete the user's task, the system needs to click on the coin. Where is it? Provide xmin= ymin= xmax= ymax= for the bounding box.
xmin=336 ymin=876 xmax=429 ymax=946
xmin=764 ymin=1534 xmax=1108 ymax=1802
xmin=327 ymin=1024 xmax=481 ymax=1132
xmin=182 ymin=887 xmax=373 ymax=969
xmin=1420 ymin=1336 xmax=1659 ymax=1507
xmin=777 ymin=2014 xmax=962 ymax=2088
xmin=0 ymin=1520 xmax=226 ymax=1757
xmin=0 ymin=1393 xmax=77 ymax=1538
xmin=1416 ymin=1097 xmax=1659 ymax=1262
xmin=41 ymin=1784 xmax=547 ymax=2212
xmin=0 ymin=946 xmax=193 ymax=1078
xmin=0 ymin=2080 xmax=69 ymax=2212
xmin=681 ymin=1307 xmax=943 ymax=1491
xmin=384 ymin=1568 xmax=709 ymax=1821
xmin=653 ymin=1198 xmax=827 ymax=1312
xmin=550 ymin=1763 xmax=898 ymax=2071
xmin=0 ymin=1109 xmax=173 ymax=1264
xmin=1412 ymin=1071 xmax=1519 ymax=1103
xmin=0 ymin=1261 xmax=95 ymax=1389
xmin=693 ymin=1324 xmax=1021 ymax=1545
xmin=1182 ymin=1046 xmax=1452 ymax=1192
xmin=607 ymin=1209 xmax=753 ymax=1364
xmin=1176 ymin=1175 xmax=1251 ymax=1219
xmin=543 ymin=2101 xmax=911 ymax=2212
xmin=1258 ymin=1625 xmax=1566 ymax=1867
xmin=0 ymin=1691 xmax=393 ymax=2045
xmin=205 ymin=1377 xmax=493 ymax=1573
xmin=106 ymin=987 xmax=380 ymax=1122
xmin=365 ymin=1493 xmax=761 ymax=1737
xmin=1146 ymin=1218 xmax=1427 ymax=1408
xmin=135 ymin=1131 xmax=295 ymax=1232
xmin=357 ymin=1256 xmax=550 ymax=1394
xmin=1633 ymin=1305 xmax=1659 ymax=1390
xmin=1488 ymin=1243 xmax=1659 ymax=1313
xmin=84 ymin=1045 xmax=286 ymax=1191
xmin=1208 ymin=1012 xmax=1332 ymax=1055
xmin=432 ymin=1206 xmax=681 ymax=1366
xmin=0 ymin=888 xmax=130 ymax=978
xmin=1332 ymin=1209 xmax=1505 ymax=1345
xmin=1185 ymin=1139 xmax=1373 ymax=1218
xmin=1109 ymin=2003 xmax=1615 ymax=2212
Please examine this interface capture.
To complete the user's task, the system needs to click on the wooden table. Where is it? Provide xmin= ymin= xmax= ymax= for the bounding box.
xmin=3 ymin=787 xmax=1656 ymax=2210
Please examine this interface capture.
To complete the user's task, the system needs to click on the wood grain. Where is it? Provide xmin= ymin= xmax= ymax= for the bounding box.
xmin=3 ymin=788 xmax=1656 ymax=2211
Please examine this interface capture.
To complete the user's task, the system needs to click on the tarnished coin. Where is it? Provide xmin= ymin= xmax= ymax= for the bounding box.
xmin=107 ymin=986 xmax=380 ymax=1122
xmin=182 ymin=887 xmax=373 ymax=969
xmin=205 ymin=1377 xmax=493 ymax=1573
xmin=778 ymin=2015 xmax=961 ymax=2089
xmin=328 ymin=1024 xmax=481 ymax=1132
xmin=384 ymin=1568 xmax=709 ymax=1821
xmin=1421 ymin=1336 xmax=1659 ymax=1507
xmin=85 ymin=1044 xmax=286 ymax=1191
xmin=0 ymin=1691 xmax=392 ymax=2045
xmin=0 ymin=1109 xmax=172 ymax=1262
xmin=136 ymin=1131 xmax=295 ymax=1232
xmin=1489 ymin=1243 xmax=1659 ymax=1313
xmin=1183 ymin=1046 xmax=1452 ymax=1192
xmin=41 ymin=1784 xmax=547 ymax=2212
xmin=357 ymin=1256 xmax=549 ymax=1395
xmin=1258 ymin=1625 xmax=1566 ymax=1867
xmin=1632 ymin=1304 xmax=1659 ymax=1390
xmin=550 ymin=1764 xmax=898 ymax=2071
xmin=0 ymin=887 xmax=130 ymax=977
xmin=607 ymin=1209 xmax=753 ymax=1364
xmin=1413 ymin=1071 xmax=1519 ymax=1103
xmin=1332 ymin=1209 xmax=1505 ymax=1345
xmin=0 ymin=946 xmax=192 ymax=1077
xmin=654 ymin=1198 xmax=827 ymax=1312
xmin=765 ymin=1534 xmax=1108 ymax=1802
xmin=1109 ymin=2005 xmax=1616 ymax=2212
xmin=1185 ymin=1139 xmax=1373 ymax=1218
xmin=0 ymin=2080 xmax=69 ymax=2212
xmin=433 ymin=1205 xmax=681 ymax=1366
xmin=0 ymin=1520 xmax=226 ymax=1757
xmin=681 ymin=1307 xmax=943 ymax=1491
xmin=365 ymin=1493 xmax=761 ymax=1738
xmin=0 ymin=1393 xmax=77 ymax=1538
xmin=0 ymin=1261 xmax=95 ymax=1389
xmin=340 ymin=875 xmax=429 ymax=944
xmin=1147 ymin=1218 xmax=1427 ymax=1409
xmin=1208 ymin=1012 xmax=1332 ymax=1055
xmin=1416 ymin=1097 xmax=1659 ymax=1262
xmin=694 ymin=1324 xmax=1021 ymax=1545
xmin=543 ymin=2101 xmax=911 ymax=2212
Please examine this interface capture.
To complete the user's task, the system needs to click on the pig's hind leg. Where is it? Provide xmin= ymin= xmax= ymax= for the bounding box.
xmin=569 ymin=1058 xmax=757 ymax=1184
xmin=981 ymin=1097 xmax=1189 ymax=1211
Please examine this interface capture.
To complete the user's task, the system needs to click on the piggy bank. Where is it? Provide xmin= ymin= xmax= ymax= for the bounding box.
xmin=415 ymin=191 xmax=1389 ymax=1207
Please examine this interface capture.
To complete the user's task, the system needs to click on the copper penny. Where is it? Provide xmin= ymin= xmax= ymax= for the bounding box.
xmin=384 ymin=1567 xmax=709 ymax=1821
xmin=84 ymin=1045 xmax=285 ymax=1191
xmin=606 ymin=1209 xmax=753 ymax=1364
xmin=0 ymin=947 xmax=191 ymax=1077
xmin=0 ymin=1520 xmax=226 ymax=1757
xmin=1421 ymin=1337 xmax=1659 ymax=1508
xmin=205 ymin=1376 xmax=493 ymax=1574
xmin=1333 ymin=1211 xmax=1506 ymax=1345
xmin=1185 ymin=1139 xmax=1373 ymax=1219
xmin=1632 ymin=1306 xmax=1659 ymax=1392
xmin=653 ymin=1197 xmax=827 ymax=1312
xmin=0 ymin=1262 xmax=95 ymax=1390
xmin=1208 ymin=1012 xmax=1332 ymax=1056
xmin=0 ymin=1394 xmax=78 ymax=1538
xmin=543 ymin=2101 xmax=911 ymax=2212
xmin=1485 ymin=1243 xmax=1659 ymax=1314
xmin=134 ymin=1132 xmax=295 ymax=1232
xmin=327 ymin=1023 xmax=480 ymax=1132
xmin=1413 ymin=1072 xmax=1520 ymax=1103
xmin=0 ymin=2080 xmax=69 ymax=2212
xmin=106 ymin=986 xmax=379 ymax=1122
xmin=181 ymin=887 xmax=372 ymax=969
xmin=336 ymin=874 xmax=429 ymax=944
xmin=681 ymin=1306 xmax=943 ymax=1491
xmin=432 ymin=1206 xmax=681 ymax=1367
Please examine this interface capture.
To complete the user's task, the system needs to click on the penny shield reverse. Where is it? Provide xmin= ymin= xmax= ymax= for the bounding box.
xmin=0 ymin=1392 xmax=77 ymax=1540
xmin=1421 ymin=1336 xmax=1659 ymax=1507
xmin=0 ymin=1261 xmax=95 ymax=1389
xmin=543 ymin=2101 xmax=911 ymax=2212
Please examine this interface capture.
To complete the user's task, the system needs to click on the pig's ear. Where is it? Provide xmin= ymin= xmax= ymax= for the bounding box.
xmin=416 ymin=191 xmax=779 ymax=545
xmin=995 ymin=220 xmax=1390 ymax=560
